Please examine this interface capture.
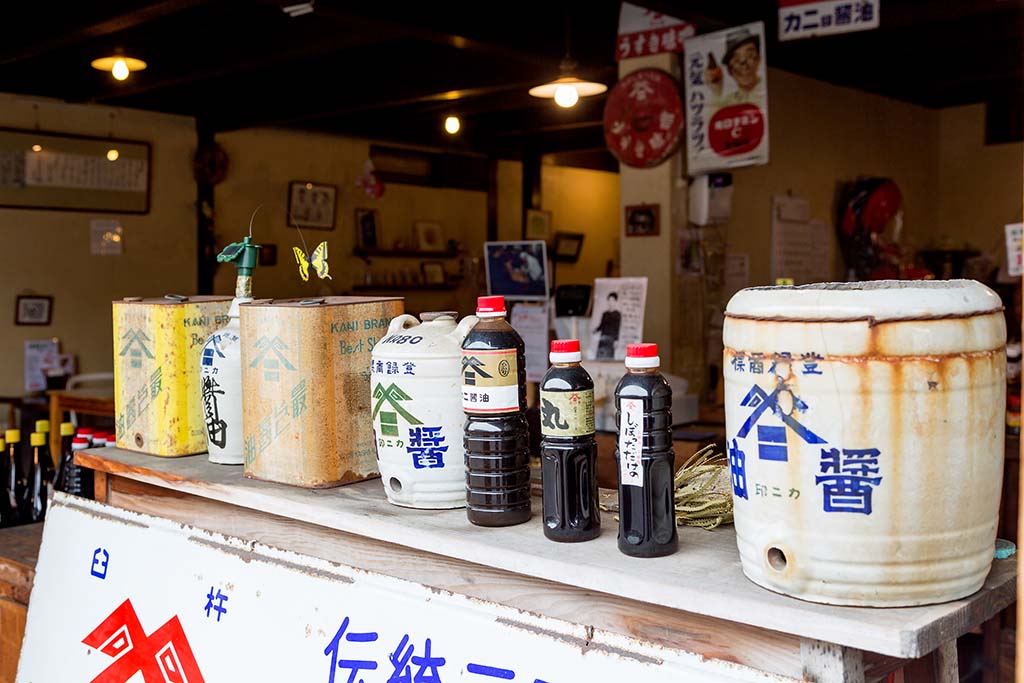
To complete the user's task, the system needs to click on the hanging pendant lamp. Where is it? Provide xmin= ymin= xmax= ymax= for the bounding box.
xmin=529 ymin=14 xmax=607 ymax=108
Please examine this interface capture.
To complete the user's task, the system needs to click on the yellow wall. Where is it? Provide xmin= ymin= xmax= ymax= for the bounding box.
xmin=937 ymin=104 xmax=1024 ymax=252
xmin=495 ymin=160 xmax=620 ymax=286
xmin=725 ymin=68 xmax=942 ymax=285
xmin=213 ymin=128 xmax=488 ymax=315
xmin=0 ymin=93 xmax=196 ymax=395
xmin=541 ymin=164 xmax=620 ymax=286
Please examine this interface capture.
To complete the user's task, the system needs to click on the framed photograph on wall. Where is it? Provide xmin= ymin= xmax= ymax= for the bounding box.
xmin=355 ymin=208 xmax=380 ymax=248
xmin=624 ymin=204 xmax=660 ymax=237
xmin=524 ymin=208 xmax=552 ymax=240
xmin=552 ymin=231 xmax=585 ymax=263
xmin=287 ymin=181 xmax=337 ymax=230
xmin=15 ymin=295 xmax=53 ymax=326
xmin=414 ymin=221 xmax=444 ymax=251
xmin=484 ymin=240 xmax=549 ymax=301
xmin=421 ymin=261 xmax=446 ymax=286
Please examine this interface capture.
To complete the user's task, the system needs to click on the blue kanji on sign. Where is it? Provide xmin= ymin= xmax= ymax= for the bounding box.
xmin=756 ymin=425 xmax=788 ymax=461
xmin=325 ymin=617 xmax=379 ymax=683
xmin=815 ymin=448 xmax=882 ymax=515
xmin=204 ymin=587 xmax=228 ymax=622
xmin=407 ymin=426 xmax=447 ymax=469
xmin=90 ymin=548 xmax=109 ymax=579
xmin=728 ymin=439 xmax=748 ymax=500
xmin=468 ymin=663 xmax=516 ymax=679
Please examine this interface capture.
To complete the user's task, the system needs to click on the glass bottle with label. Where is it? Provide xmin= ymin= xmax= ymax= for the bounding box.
xmin=52 ymin=422 xmax=75 ymax=492
xmin=24 ymin=433 xmax=48 ymax=522
xmin=0 ymin=437 xmax=9 ymax=527
xmin=615 ymin=343 xmax=677 ymax=558
xmin=4 ymin=430 xmax=24 ymax=525
xmin=540 ymin=339 xmax=600 ymax=542
xmin=462 ymin=295 xmax=531 ymax=526
xmin=34 ymin=420 xmax=55 ymax=486
xmin=57 ymin=437 xmax=94 ymax=499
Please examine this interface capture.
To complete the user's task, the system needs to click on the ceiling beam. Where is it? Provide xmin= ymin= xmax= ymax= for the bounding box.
xmin=0 ymin=0 xmax=213 ymax=66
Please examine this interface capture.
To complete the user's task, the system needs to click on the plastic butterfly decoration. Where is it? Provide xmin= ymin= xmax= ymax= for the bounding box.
xmin=293 ymin=241 xmax=331 ymax=281
xmin=290 ymin=212 xmax=331 ymax=282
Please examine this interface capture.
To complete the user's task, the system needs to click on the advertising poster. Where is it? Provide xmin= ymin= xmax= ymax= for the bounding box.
xmin=684 ymin=22 xmax=770 ymax=174
xmin=587 ymin=277 xmax=648 ymax=361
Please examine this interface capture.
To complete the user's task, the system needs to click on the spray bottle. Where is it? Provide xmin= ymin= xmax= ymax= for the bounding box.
xmin=201 ymin=235 xmax=260 ymax=464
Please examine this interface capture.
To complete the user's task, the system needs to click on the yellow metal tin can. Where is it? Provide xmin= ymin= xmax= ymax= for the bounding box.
xmin=112 ymin=295 xmax=231 ymax=456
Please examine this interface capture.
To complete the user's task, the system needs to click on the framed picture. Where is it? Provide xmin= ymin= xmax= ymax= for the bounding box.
xmin=355 ymin=208 xmax=380 ymax=248
xmin=625 ymin=204 xmax=660 ymax=237
xmin=484 ymin=240 xmax=549 ymax=301
xmin=525 ymin=208 xmax=552 ymax=240
xmin=414 ymin=221 xmax=444 ymax=251
xmin=287 ymin=181 xmax=337 ymax=230
xmin=421 ymin=261 xmax=446 ymax=286
xmin=552 ymin=231 xmax=585 ymax=263
xmin=16 ymin=295 xmax=53 ymax=326
xmin=258 ymin=244 xmax=278 ymax=266
xmin=0 ymin=128 xmax=150 ymax=214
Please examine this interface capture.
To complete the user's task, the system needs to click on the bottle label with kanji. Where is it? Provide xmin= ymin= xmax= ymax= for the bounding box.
xmin=461 ymin=349 xmax=519 ymax=413
xmin=618 ymin=398 xmax=644 ymax=487
xmin=540 ymin=389 xmax=595 ymax=437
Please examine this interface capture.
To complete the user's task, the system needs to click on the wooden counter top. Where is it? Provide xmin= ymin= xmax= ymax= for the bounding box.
xmin=76 ymin=447 xmax=1016 ymax=660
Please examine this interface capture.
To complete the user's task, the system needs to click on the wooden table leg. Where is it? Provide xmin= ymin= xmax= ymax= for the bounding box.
xmin=48 ymin=394 xmax=61 ymax=467
xmin=901 ymin=639 xmax=959 ymax=683
xmin=801 ymin=638 xmax=865 ymax=683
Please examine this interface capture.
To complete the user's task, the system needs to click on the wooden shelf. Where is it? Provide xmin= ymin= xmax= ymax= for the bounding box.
xmin=352 ymin=283 xmax=458 ymax=292
xmin=354 ymin=247 xmax=459 ymax=259
xmin=77 ymin=446 xmax=1019 ymax=660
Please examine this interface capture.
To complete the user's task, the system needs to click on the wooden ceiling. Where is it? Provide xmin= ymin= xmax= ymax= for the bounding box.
xmin=1 ymin=0 xmax=1021 ymax=157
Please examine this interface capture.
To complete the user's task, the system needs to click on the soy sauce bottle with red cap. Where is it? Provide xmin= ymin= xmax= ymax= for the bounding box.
xmin=540 ymin=339 xmax=600 ymax=542
xmin=615 ymin=343 xmax=677 ymax=557
xmin=462 ymin=295 xmax=531 ymax=526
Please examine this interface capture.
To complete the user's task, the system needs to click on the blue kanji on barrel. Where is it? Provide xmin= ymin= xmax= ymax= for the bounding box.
xmin=735 ymin=379 xmax=826 ymax=462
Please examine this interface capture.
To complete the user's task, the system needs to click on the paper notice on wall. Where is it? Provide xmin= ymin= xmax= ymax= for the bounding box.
xmin=616 ymin=2 xmax=696 ymax=61
xmin=24 ymin=339 xmax=60 ymax=392
xmin=1005 ymin=223 xmax=1023 ymax=277
xmin=723 ymin=253 xmax=750 ymax=301
xmin=779 ymin=0 xmax=880 ymax=42
xmin=587 ymin=277 xmax=647 ymax=361
xmin=771 ymin=196 xmax=831 ymax=284
xmin=510 ymin=301 xmax=549 ymax=383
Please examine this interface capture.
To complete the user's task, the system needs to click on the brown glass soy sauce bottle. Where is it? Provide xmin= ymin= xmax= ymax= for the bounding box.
xmin=540 ymin=339 xmax=600 ymax=542
xmin=462 ymin=295 xmax=531 ymax=526
xmin=615 ymin=343 xmax=677 ymax=558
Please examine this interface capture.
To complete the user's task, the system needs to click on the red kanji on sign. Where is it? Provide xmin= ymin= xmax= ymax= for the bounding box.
xmin=707 ymin=103 xmax=765 ymax=157
xmin=83 ymin=599 xmax=205 ymax=683
xmin=603 ymin=68 xmax=684 ymax=169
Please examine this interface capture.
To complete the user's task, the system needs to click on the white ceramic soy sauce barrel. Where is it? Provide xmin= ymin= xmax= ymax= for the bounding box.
xmin=371 ymin=312 xmax=477 ymax=509
xmin=723 ymin=280 xmax=1006 ymax=606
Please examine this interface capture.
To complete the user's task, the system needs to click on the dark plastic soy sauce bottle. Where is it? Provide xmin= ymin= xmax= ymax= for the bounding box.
xmin=540 ymin=339 xmax=600 ymax=542
xmin=462 ymin=295 xmax=531 ymax=526
xmin=615 ymin=343 xmax=677 ymax=558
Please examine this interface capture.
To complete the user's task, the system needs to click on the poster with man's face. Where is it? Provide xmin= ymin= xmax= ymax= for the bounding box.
xmin=683 ymin=21 xmax=770 ymax=174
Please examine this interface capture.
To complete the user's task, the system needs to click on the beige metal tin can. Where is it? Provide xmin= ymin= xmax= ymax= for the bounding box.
xmin=723 ymin=280 xmax=1006 ymax=606
xmin=241 ymin=296 xmax=404 ymax=488
xmin=113 ymin=295 xmax=232 ymax=456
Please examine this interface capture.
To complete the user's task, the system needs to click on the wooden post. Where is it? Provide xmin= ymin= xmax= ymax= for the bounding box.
xmin=800 ymin=638 xmax=865 ymax=683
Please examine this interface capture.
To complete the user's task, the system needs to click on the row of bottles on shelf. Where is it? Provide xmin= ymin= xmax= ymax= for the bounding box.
xmin=464 ymin=296 xmax=676 ymax=557
xmin=374 ymin=296 xmax=678 ymax=558
xmin=0 ymin=420 xmax=96 ymax=528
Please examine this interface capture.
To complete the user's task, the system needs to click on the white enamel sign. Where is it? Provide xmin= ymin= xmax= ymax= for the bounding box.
xmin=19 ymin=494 xmax=782 ymax=683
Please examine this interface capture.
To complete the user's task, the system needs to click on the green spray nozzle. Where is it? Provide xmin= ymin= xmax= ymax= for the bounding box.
xmin=217 ymin=235 xmax=260 ymax=276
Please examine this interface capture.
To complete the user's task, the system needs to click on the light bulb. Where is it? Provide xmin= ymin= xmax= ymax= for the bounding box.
xmin=554 ymin=84 xmax=579 ymax=108
xmin=106 ymin=149 xmax=119 ymax=161
xmin=31 ymin=144 xmax=42 ymax=153
xmin=111 ymin=58 xmax=130 ymax=81
xmin=444 ymin=116 xmax=461 ymax=135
